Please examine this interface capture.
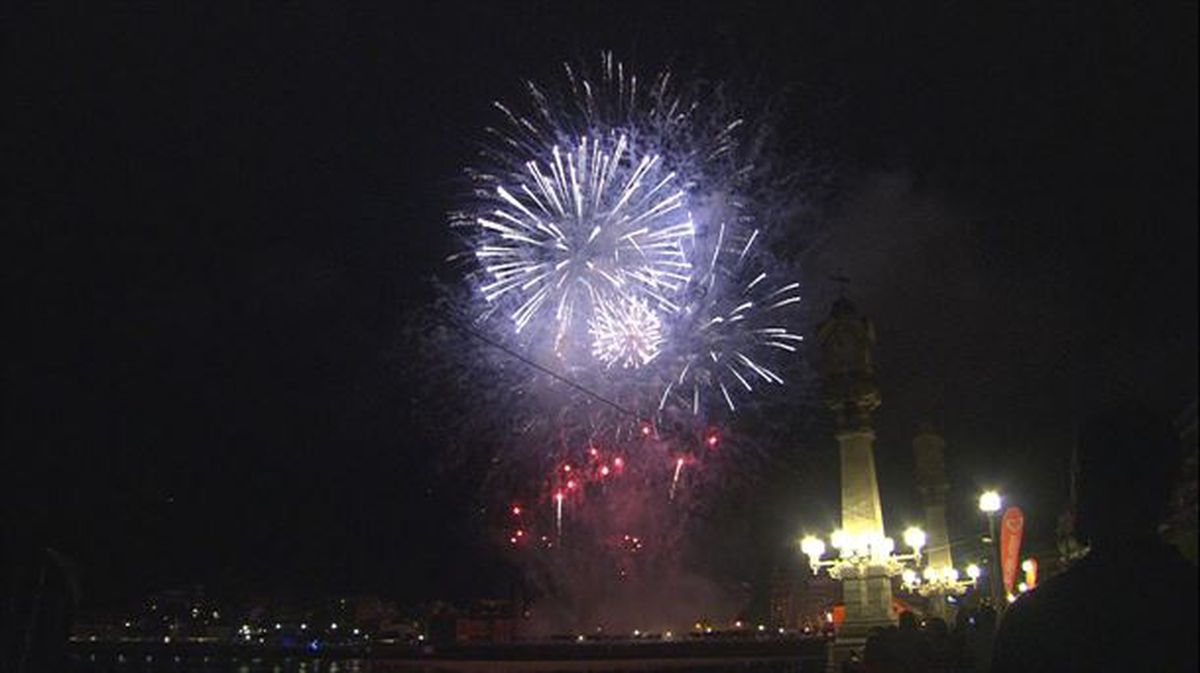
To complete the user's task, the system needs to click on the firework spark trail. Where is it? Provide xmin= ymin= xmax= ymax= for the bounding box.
xmin=655 ymin=222 xmax=805 ymax=417
xmin=668 ymin=456 xmax=685 ymax=502
xmin=555 ymin=490 xmax=565 ymax=541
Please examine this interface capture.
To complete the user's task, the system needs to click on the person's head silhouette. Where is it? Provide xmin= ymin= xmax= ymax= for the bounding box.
xmin=1075 ymin=401 xmax=1179 ymax=549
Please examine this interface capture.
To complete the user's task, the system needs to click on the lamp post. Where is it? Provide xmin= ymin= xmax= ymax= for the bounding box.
xmin=978 ymin=490 xmax=1003 ymax=607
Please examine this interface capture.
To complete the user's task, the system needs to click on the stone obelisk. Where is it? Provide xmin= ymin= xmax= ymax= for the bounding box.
xmin=816 ymin=297 xmax=894 ymax=640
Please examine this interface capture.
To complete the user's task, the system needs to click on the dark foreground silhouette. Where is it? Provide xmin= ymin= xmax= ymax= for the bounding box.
xmin=992 ymin=404 xmax=1198 ymax=672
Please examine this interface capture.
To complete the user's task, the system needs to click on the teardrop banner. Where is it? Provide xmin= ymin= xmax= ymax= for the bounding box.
xmin=1000 ymin=506 xmax=1025 ymax=596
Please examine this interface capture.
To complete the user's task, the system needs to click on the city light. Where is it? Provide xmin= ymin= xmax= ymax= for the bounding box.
xmin=979 ymin=490 xmax=1002 ymax=513
xmin=967 ymin=564 xmax=982 ymax=580
xmin=979 ymin=490 xmax=1005 ymax=606
xmin=830 ymin=529 xmax=848 ymax=550
xmin=800 ymin=536 xmax=826 ymax=560
xmin=903 ymin=526 xmax=927 ymax=551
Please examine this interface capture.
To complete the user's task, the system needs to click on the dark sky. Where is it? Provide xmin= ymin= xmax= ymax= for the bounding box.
xmin=8 ymin=2 xmax=1197 ymax=610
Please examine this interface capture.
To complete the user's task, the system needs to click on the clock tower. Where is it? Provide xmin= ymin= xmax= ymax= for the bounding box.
xmin=815 ymin=297 xmax=894 ymax=639
xmin=914 ymin=424 xmax=956 ymax=620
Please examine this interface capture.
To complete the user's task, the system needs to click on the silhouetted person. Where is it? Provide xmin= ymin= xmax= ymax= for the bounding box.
xmin=921 ymin=617 xmax=951 ymax=672
xmin=886 ymin=611 xmax=930 ymax=673
xmin=863 ymin=625 xmax=886 ymax=673
xmin=992 ymin=403 xmax=1198 ymax=672
xmin=949 ymin=608 xmax=970 ymax=671
xmin=966 ymin=605 xmax=997 ymax=673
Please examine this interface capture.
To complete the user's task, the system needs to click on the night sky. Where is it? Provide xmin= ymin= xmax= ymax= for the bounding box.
xmin=8 ymin=3 xmax=1197 ymax=610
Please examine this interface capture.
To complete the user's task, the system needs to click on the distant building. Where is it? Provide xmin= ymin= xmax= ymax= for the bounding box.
xmin=139 ymin=585 xmax=223 ymax=639
xmin=767 ymin=564 xmax=796 ymax=628
xmin=794 ymin=573 xmax=840 ymax=630
xmin=70 ymin=610 xmax=127 ymax=642
xmin=768 ymin=562 xmax=839 ymax=630
xmin=428 ymin=599 xmax=517 ymax=644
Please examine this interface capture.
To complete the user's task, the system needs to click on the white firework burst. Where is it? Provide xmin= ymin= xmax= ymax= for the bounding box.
xmin=589 ymin=295 xmax=665 ymax=369
xmin=453 ymin=52 xmax=808 ymax=419
xmin=474 ymin=132 xmax=694 ymax=357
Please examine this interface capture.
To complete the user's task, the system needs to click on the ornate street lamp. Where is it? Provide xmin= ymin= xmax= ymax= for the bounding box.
xmin=800 ymin=527 xmax=927 ymax=581
xmin=900 ymin=563 xmax=982 ymax=598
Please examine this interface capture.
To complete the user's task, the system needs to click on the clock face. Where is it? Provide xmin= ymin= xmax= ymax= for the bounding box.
xmin=824 ymin=322 xmax=866 ymax=372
